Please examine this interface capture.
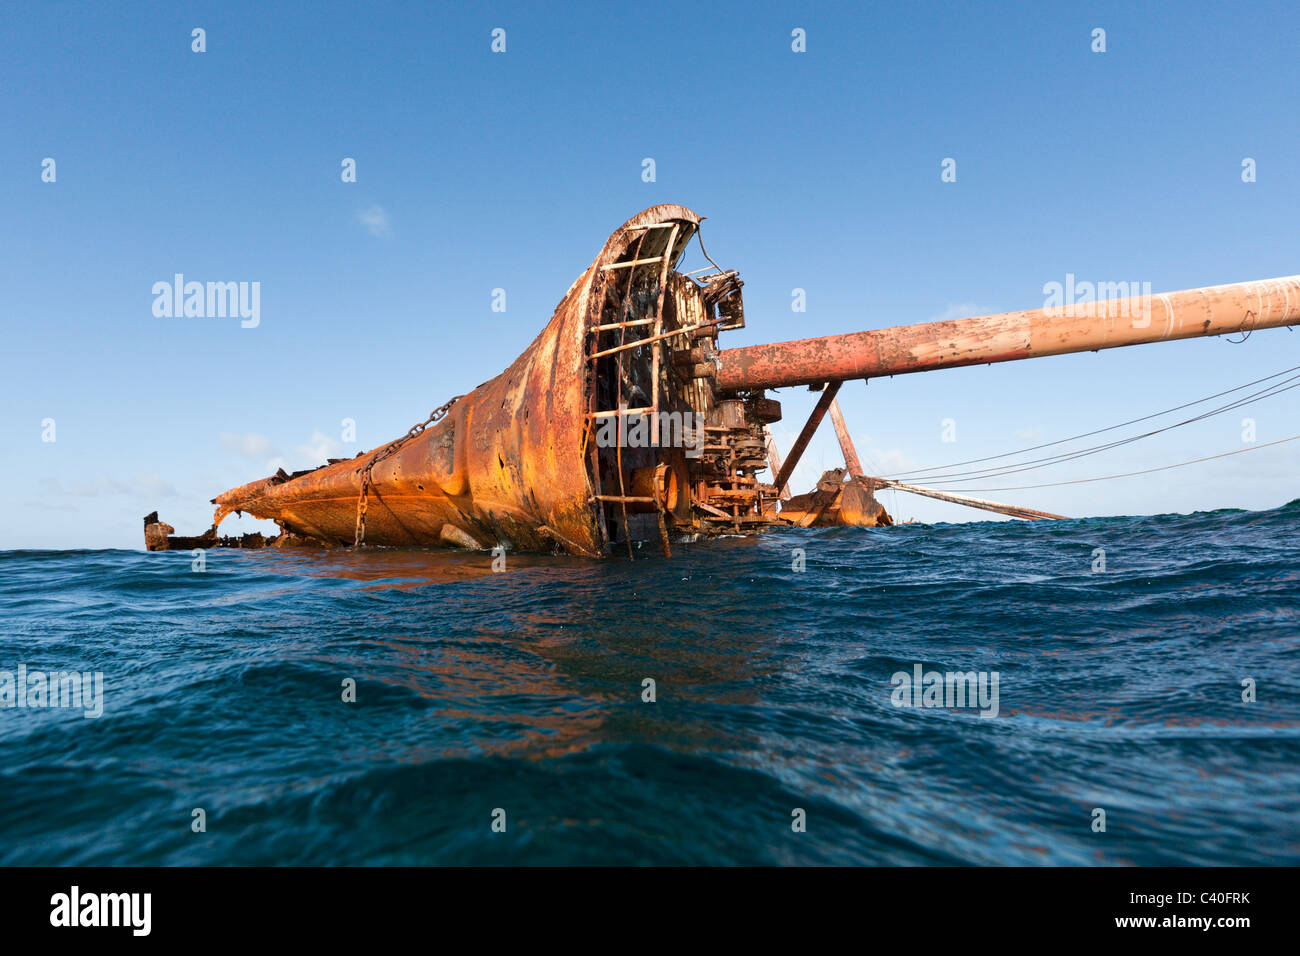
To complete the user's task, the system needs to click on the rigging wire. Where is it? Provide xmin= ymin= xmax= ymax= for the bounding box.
xmin=885 ymin=371 xmax=1300 ymax=485
xmin=942 ymin=433 xmax=1300 ymax=492
xmin=910 ymin=376 xmax=1300 ymax=485
xmin=882 ymin=364 xmax=1300 ymax=480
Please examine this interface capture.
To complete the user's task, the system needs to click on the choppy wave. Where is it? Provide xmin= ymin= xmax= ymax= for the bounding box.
xmin=1 ymin=503 xmax=1298 ymax=865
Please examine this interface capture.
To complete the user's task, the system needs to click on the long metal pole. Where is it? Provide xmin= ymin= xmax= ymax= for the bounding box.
xmin=716 ymin=275 xmax=1300 ymax=392
xmin=828 ymin=398 xmax=864 ymax=479
xmin=875 ymin=477 xmax=1067 ymax=521
xmin=764 ymin=429 xmax=792 ymax=501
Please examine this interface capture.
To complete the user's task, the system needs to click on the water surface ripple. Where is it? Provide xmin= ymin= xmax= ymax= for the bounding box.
xmin=2 ymin=503 xmax=1298 ymax=865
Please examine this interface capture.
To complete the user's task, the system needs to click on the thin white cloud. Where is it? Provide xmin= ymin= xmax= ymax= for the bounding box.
xmin=296 ymin=430 xmax=343 ymax=465
xmin=860 ymin=447 xmax=917 ymax=476
xmin=43 ymin=474 xmax=177 ymax=498
xmin=60 ymin=477 xmax=130 ymax=497
xmin=25 ymin=499 xmax=78 ymax=512
xmin=358 ymin=205 xmax=392 ymax=237
xmin=220 ymin=432 xmax=281 ymax=461
xmin=133 ymin=473 xmax=179 ymax=499
xmin=221 ymin=429 xmax=344 ymax=474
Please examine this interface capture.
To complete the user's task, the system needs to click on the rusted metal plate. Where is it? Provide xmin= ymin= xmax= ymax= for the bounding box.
xmin=838 ymin=478 xmax=892 ymax=527
xmin=778 ymin=469 xmax=848 ymax=528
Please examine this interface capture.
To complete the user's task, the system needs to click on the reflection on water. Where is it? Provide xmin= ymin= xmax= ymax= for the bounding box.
xmin=252 ymin=545 xmax=529 ymax=588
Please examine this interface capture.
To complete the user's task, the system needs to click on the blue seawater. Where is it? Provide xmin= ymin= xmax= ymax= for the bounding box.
xmin=2 ymin=503 xmax=1298 ymax=865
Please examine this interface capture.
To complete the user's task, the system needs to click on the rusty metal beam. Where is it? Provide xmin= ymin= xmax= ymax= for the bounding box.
xmin=764 ymin=429 xmax=792 ymax=501
xmin=773 ymin=382 xmax=841 ymax=495
xmin=715 ymin=275 xmax=1300 ymax=392
xmin=828 ymin=397 xmax=864 ymax=479
xmin=875 ymin=478 xmax=1067 ymax=521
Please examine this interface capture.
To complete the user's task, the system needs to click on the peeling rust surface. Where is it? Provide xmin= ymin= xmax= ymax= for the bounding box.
xmin=778 ymin=469 xmax=848 ymax=528
xmin=838 ymin=477 xmax=893 ymax=527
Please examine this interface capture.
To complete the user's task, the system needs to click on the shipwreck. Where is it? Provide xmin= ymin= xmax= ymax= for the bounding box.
xmin=144 ymin=204 xmax=1300 ymax=557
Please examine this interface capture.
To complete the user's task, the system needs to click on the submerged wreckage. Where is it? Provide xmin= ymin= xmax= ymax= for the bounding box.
xmin=145 ymin=204 xmax=1300 ymax=557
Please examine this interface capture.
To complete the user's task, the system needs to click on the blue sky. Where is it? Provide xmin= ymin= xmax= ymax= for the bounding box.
xmin=3 ymin=0 xmax=1298 ymax=549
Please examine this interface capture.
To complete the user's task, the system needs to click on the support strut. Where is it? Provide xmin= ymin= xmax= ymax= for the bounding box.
xmin=773 ymin=382 xmax=842 ymax=496
xmin=828 ymin=398 xmax=864 ymax=479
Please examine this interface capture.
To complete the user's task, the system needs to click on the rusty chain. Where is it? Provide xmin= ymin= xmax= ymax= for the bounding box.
xmin=353 ymin=395 xmax=463 ymax=548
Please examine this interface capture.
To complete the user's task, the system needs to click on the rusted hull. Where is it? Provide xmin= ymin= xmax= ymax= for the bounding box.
xmin=211 ymin=261 xmax=602 ymax=554
xmin=154 ymin=205 xmax=787 ymax=555
xmin=206 ymin=206 xmax=710 ymax=555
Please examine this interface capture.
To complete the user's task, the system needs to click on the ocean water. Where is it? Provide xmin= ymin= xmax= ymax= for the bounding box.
xmin=2 ymin=504 xmax=1298 ymax=866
